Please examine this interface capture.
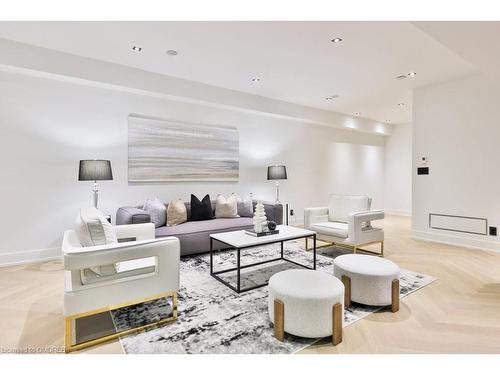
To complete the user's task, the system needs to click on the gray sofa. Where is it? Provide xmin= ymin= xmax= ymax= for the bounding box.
xmin=116 ymin=200 xmax=283 ymax=256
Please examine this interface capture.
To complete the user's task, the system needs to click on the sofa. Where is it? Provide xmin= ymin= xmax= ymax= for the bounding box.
xmin=116 ymin=200 xmax=283 ymax=256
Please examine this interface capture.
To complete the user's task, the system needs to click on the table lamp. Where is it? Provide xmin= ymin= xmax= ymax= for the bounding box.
xmin=78 ymin=160 xmax=113 ymax=209
xmin=267 ymin=165 xmax=287 ymax=204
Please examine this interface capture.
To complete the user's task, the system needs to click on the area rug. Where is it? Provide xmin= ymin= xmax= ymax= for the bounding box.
xmin=111 ymin=242 xmax=436 ymax=354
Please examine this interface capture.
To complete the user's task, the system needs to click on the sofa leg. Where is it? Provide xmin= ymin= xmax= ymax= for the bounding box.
xmin=332 ymin=303 xmax=343 ymax=345
xmin=381 ymin=241 xmax=384 ymax=257
xmin=341 ymin=275 xmax=351 ymax=308
xmin=391 ymin=279 xmax=400 ymax=313
xmin=274 ymin=299 xmax=285 ymax=341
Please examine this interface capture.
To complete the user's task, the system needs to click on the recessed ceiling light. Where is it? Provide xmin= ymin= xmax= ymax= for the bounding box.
xmin=397 ymin=103 xmax=405 ymax=107
xmin=396 ymin=75 xmax=407 ymax=80
xmin=132 ymin=46 xmax=142 ymax=52
xmin=331 ymin=37 xmax=343 ymax=44
xmin=251 ymin=78 xmax=261 ymax=82
xmin=408 ymin=71 xmax=417 ymax=77
xmin=325 ymin=95 xmax=339 ymax=100
xmin=166 ymin=49 xmax=178 ymax=56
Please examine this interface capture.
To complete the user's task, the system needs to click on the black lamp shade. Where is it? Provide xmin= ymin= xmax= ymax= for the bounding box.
xmin=267 ymin=165 xmax=287 ymax=180
xmin=78 ymin=160 xmax=113 ymax=181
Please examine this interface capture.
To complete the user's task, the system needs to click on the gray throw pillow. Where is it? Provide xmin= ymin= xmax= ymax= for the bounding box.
xmin=143 ymin=197 xmax=167 ymax=228
xmin=236 ymin=194 xmax=254 ymax=217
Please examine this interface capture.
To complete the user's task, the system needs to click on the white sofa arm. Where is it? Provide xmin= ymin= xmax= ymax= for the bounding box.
xmin=304 ymin=207 xmax=329 ymax=229
xmin=348 ymin=210 xmax=385 ymax=240
xmin=64 ymin=237 xmax=179 ymax=271
xmin=113 ymin=223 xmax=155 ymax=241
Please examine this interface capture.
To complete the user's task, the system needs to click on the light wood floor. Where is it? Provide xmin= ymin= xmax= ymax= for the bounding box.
xmin=1 ymin=215 xmax=499 ymax=354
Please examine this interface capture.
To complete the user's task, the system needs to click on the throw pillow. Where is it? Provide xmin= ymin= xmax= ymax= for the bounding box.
xmin=236 ymin=193 xmax=254 ymax=217
xmin=167 ymin=198 xmax=188 ymax=226
xmin=75 ymin=207 xmax=117 ymax=247
xmin=143 ymin=197 xmax=166 ymax=228
xmin=215 ymin=194 xmax=239 ymax=218
xmin=190 ymin=194 xmax=214 ymax=221
xmin=74 ymin=207 xmax=118 ymax=277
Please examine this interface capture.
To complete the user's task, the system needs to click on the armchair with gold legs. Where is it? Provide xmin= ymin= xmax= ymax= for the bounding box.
xmin=62 ymin=222 xmax=179 ymax=353
xmin=304 ymin=195 xmax=385 ymax=256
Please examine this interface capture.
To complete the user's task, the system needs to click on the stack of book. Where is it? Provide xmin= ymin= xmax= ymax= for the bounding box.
xmin=244 ymin=229 xmax=279 ymax=237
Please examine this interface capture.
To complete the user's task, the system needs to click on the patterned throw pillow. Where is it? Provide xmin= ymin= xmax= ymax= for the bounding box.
xmin=215 ymin=194 xmax=239 ymax=218
xmin=166 ymin=198 xmax=187 ymax=226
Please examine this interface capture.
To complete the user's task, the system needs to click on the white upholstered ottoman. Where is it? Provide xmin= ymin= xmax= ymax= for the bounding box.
xmin=333 ymin=254 xmax=400 ymax=312
xmin=268 ymin=269 xmax=344 ymax=345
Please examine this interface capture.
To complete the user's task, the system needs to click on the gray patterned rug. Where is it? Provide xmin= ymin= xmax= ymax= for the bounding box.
xmin=111 ymin=242 xmax=436 ymax=354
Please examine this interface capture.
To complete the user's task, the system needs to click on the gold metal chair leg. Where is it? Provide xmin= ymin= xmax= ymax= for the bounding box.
xmin=64 ymin=291 xmax=177 ymax=353
xmin=353 ymin=246 xmax=357 ymax=254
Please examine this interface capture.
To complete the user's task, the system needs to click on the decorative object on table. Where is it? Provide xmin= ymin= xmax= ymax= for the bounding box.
xmin=215 ymin=194 xmax=239 ymax=218
xmin=267 ymin=220 xmax=277 ymax=231
xmin=252 ymin=201 xmax=267 ymax=233
xmin=128 ymin=114 xmax=239 ymax=182
xmin=267 ymin=165 xmax=287 ymax=203
xmin=78 ymin=160 xmax=113 ymax=209
xmin=334 ymin=254 xmax=400 ymax=312
xmin=190 ymin=194 xmax=215 ymax=221
xmin=303 ymin=194 xmax=385 ymax=256
xmin=235 ymin=193 xmax=254 ymax=217
xmin=244 ymin=228 xmax=280 ymax=237
xmin=166 ymin=198 xmax=187 ymax=226
xmin=268 ymin=269 xmax=344 ymax=345
xmin=143 ymin=197 xmax=167 ymax=228
xmin=114 ymin=241 xmax=435 ymax=354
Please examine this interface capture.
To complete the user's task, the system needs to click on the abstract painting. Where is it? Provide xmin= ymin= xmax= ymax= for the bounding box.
xmin=128 ymin=115 xmax=239 ymax=182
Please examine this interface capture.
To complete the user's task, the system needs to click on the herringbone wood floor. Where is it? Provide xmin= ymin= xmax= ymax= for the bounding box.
xmin=1 ymin=215 xmax=499 ymax=354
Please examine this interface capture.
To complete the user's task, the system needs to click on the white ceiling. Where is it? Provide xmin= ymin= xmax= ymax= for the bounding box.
xmin=0 ymin=21 xmax=477 ymax=124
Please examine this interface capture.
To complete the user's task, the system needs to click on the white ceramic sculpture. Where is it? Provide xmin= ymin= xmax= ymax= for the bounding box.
xmin=253 ymin=201 xmax=267 ymax=233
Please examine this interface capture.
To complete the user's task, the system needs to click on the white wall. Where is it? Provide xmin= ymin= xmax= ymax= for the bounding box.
xmin=412 ymin=73 xmax=500 ymax=251
xmin=384 ymin=123 xmax=412 ymax=216
xmin=0 ymin=70 xmax=385 ymax=264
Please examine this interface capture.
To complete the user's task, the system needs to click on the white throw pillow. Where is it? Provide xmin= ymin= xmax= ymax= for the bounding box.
xmin=143 ymin=197 xmax=167 ymax=228
xmin=328 ymin=195 xmax=371 ymax=223
xmin=215 ymin=194 xmax=239 ymax=218
xmin=75 ymin=207 xmax=117 ymax=246
xmin=235 ymin=193 xmax=254 ymax=217
xmin=166 ymin=198 xmax=187 ymax=226
xmin=74 ymin=207 xmax=117 ymax=277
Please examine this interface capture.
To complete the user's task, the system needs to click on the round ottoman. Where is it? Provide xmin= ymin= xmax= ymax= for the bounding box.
xmin=333 ymin=254 xmax=400 ymax=311
xmin=268 ymin=269 xmax=344 ymax=345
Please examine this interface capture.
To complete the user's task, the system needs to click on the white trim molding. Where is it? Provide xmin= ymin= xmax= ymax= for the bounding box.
xmin=0 ymin=247 xmax=62 ymax=267
xmin=385 ymin=209 xmax=412 ymax=217
xmin=411 ymin=229 xmax=500 ymax=253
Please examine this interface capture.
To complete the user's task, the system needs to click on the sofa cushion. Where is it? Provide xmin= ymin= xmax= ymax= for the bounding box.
xmin=311 ymin=221 xmax=349 ymax=238
xmin=155 ymin=217 xmax=253 ymax=237
xmin=328 ymin=195 xmax=371 ymax=223
xmin=190 ymin=194 xmax=215 ymax=221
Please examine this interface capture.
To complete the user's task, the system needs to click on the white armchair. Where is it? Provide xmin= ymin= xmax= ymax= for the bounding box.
xmin=304 ymin=195 xmax=385 ymax=256
xmin=62 ymin=222 xmax=180 ymax=353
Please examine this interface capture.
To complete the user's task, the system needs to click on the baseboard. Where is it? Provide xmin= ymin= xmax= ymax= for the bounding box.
xmin=411 ymin=229 xmax=500 ymax=253
xmin=384 ymin=209 xmax=412 ymax=217
xmin=0 ymin=247 xmax=62 ymax=267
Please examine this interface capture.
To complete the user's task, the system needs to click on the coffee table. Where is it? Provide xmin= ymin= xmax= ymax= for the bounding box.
xmin=210 ymin=225 xmax=316 ymax=293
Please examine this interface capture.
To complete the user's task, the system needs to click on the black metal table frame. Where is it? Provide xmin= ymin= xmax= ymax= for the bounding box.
xmin=210 ymin=233 xmax=317 ymax=293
